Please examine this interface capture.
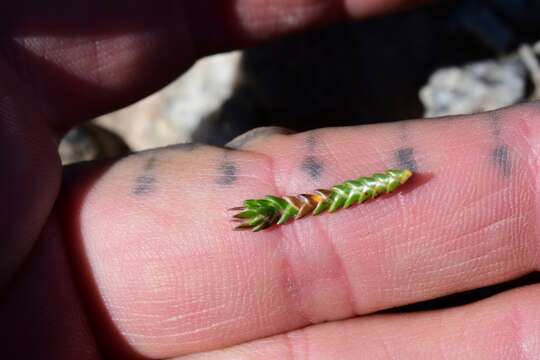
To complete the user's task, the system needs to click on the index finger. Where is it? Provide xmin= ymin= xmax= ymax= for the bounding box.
xmin=63 ymin=102 xmax=540 ymax=358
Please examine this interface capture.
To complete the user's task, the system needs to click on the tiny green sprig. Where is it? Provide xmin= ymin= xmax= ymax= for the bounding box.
xmin=231 ymin=169 xmax=413 ymax=232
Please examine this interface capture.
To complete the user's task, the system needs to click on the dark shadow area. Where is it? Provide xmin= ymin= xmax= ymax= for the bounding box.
xmin=399 ymin=171 xmax=433 ymax=195
xmin=194 ymin=0 xmax=540 ymax=145
xmin=2 ymin=0 xmax=235 ymax=40
xmin=383 ymin=271 xmax=540 ymax=313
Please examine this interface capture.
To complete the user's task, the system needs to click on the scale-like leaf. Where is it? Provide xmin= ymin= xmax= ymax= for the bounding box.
xmin=231 ymin=169 xmax=413 ymax=232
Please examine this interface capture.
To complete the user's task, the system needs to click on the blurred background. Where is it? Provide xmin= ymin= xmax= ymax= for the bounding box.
xmin=60 ymin=0 xmax=540 ymax=164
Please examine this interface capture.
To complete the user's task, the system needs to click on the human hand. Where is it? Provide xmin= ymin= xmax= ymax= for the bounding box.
xmin=2 ymin=1 xmax=540 ymax=359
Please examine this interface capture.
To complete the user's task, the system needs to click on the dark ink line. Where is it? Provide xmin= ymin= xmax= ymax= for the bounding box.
xmin=216 ymin=160 xmax=238 ymax=186
xmin=144 ymin=156 xmax=157 ymax=171
xmin=397 ymin=122 xmax=410 ymax=142
xmin=306 ymin=132 xmax=317 ymax=152
xmin=133 ymin=155 xmax=159 ymax=196
xmin=396 ymin=147 xmax=418 ymax=172
xmin=300 ymin=133 xmax=325 ymax=181
xmin=301 ymin=156 xmax=324 ymax=181
xmin=133 ymin=174 xmax=157 ymax=195
xmin=489 ymin=112 xmax=503 ymax=137
xmin=493 ymin=145 xmax=512 ymax=176
xmin=488 ymin=112 xmax=513 ymax=176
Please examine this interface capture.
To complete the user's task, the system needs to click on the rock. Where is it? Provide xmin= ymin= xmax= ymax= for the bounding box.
xmin=59 ymin=124 xmax=130 ymax=165
xmin=420 ymin=58 xmax=526 ymax=117
xmin=95 ymin=51 xmax=241 ymax=151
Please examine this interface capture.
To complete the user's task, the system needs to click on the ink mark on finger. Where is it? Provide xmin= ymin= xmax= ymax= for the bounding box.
xmin=216 ymin=160 xmax=238 ymax=186
xmin=301 ymin=156 xmax=324 ymax=181
xmin=493 ymin=144 xmax=512 ymax=176
xmin=133 ymin=174 xmax=157 ymax=195
xmin=306 ymin=132 xmax=318 ymax=151
xmin=133 ymin=155 xmax=158 ymax=196
xmin=144 ymin=156 xmax=157 ymax=171
xmin=488 ymin=111 xmax=503 ymax=137
xmin=396 ymin=147 xmax=418 ymax=172
xmin=300 ymin=133 xmax=324 ymax=181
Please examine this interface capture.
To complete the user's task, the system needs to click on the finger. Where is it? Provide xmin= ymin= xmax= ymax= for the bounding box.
xmin=3 ymin=0 xmax=426 ymax=129
xmin=61 ymin=102 xmax=540 ymax=358
xmin=181 ymin=284 xmax=540 ymax=360
xmin=0 ymin=55 xmax=61 ymax=288
xmin=0 ymin=213 xmax=99 ymax=359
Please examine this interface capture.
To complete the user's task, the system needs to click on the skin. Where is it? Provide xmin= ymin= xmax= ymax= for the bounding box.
xmin=1 ymin=0 xmax=540 ymax=359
